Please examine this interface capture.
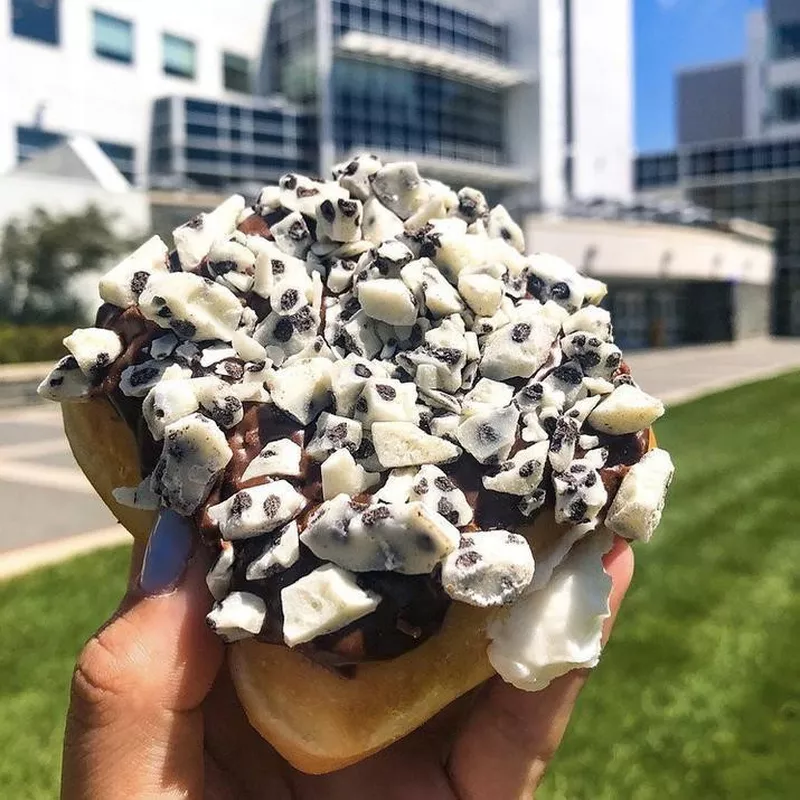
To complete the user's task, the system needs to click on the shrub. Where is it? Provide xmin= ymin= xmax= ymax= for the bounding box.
xmin=0 ymin=324 xmax=72 ymax=365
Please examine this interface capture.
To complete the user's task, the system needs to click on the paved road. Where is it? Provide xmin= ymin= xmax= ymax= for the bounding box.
xmin=0 ymin=405 xmax=118 ymax=555
xmin=1 ymin=337 xmax=800 ymax=558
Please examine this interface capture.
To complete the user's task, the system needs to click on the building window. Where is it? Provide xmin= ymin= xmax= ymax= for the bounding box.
xmin=223 ymin=52 xmax=251 ymax=93
xmin=93 ymin=11 xmax=133 ymax=64
xmin=775 ymin=87 xmax=800 ymax=124
xmin=15 ymin=126 xmax=64 ymax=161
xmin=774 ymin=23 xmax=800 ymax=61
xmin=97 ymin=140 xmax=136 ymax=183
xmin=163 ymin=33 xmax=196 ymax=79
xmin=11 ymin=0 xmax=59 ymax=45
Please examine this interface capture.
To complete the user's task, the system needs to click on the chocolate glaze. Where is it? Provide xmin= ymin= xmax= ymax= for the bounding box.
xmin=90 ymin=217 xmax=652 ymax=668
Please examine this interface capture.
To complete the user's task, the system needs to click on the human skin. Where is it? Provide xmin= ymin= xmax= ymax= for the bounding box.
xmin=61 ymin=514 xmax=634 ymax=800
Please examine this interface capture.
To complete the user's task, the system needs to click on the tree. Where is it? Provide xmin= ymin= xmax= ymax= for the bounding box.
xmin=0 ymin=205 xmax=136 ymax=325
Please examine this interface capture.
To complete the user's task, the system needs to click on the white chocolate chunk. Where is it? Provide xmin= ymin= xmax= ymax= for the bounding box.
xmin=553 ymin=459 xmax=607 ymax=525
xmin=98 ymin=236 xmax=169 ymax=308
xmin=321 ymin=448 xmax=379 ymax=500
xmin=265 ymin=357 xmax=333 ymax=424
xmin=409 ymin=464 xmax=473 ymax=527
xmin=462 ymin=378 xmax=515 ymax=417
xmin=429 ymin=414 xmax=460 ymax=440
xmin=483 ymin=441 xmax=549 ymax=496
xmin=37 ymin=356 xmax=91 ymax=402
xmin=354 ymin=378 xmax=418 ymax=427
xmin=587 ymin=384 xmax=664 ymax=435
xmin=241 ymin=438 xmax=303 ymax=481
xmin=361 ymin=195 xmax=405 ymax=244
xmin=458 ymin=272 xmax=504 ymax=317
xmin=488 ymin=529 xmax=614 ymax=691
xmin=480 ymin=311 xmax=561 ymax=381
xmin=563 ymin=306 xmax=613 ymax=340
xmin=302 ymin=499 xmax=459 ymax=574
xmin=334 ymin=153 xmax=383 ymax=200
xmin=254 ymin=305 xmax=321 ymax=360
xmin=246 ymin=521 xmax=301 ymax=579
xmin=281 ymin=564 xmax=380 ymax=647
xmin=357 ymin=278 xmax=418 ymax=326
xmin=255 ymin=185 xmax=281 ymax=213
xmin=151 ymin=413 xmax=232 ymax=515
xmin=271 ymin=211 xmax=313 ymax=259
xmin=306 ymin=412 xmax=363 ymax=462
xmin=232 ymin=330 xmax=268 ymax=364
xmin=456 ymin=405 xmax=520 ymax=465
xmin=606 ymin=448 xmax=674 ymax=542
xmin=372 ymin=421 xmax=461 ymax=468
xmin=441 ymin=530 xmax=534 ymax=607
xmin=248 ymin=238 xmax=307 ymax=299
xmin=63 ymin=328 xmax=123 ymax=379
xmin=278 ymin=173 xmax=349 ymax=217
xmin=139 ymin=272 xmax=243 ymax=342
xmin=451 ymin=186 xmax=489 ymax=223
xmin=583 ymin=277 xmax=608 ymax=305
xmin=207 ymin=235 xmax=256 ymax=294
xmin=112 ymin=477 xmax=160 ymax=510
xmin=207 ymin=591 xmax=266 ymax=643
xmin=206 ymin=544 xmax=235 ymax=600
xmin=526 ymin=253 xmax=587 ymax=313
xmin=316 ymin=197 xmax=363 ymax=242
xmin=548 ymin=416 xmax=579 ymax=474
xmin=150 ymin=332 xmax=179 ymax=361
xmin=142 ymin=379 xmax=200 ymax=439
xmin=370 ymin=161 xmax=430 ymax=219
xmin=119 ymin=359 xmax=190 ymax=398
xmin=583 ymin=376 xmax=615 ymax=396
xmin=173 ymin=195 xmax=244 ymax=270
xmin=561 ymin=332 xmax=622 ymax=379
xmin=329 ymin=355 xmax=389 ymax=416
xmin=373 ymin=468 xmax=417 ymax=504
xmin=487 ymin=204 xmax=525 ymax=253
xmin=521 ymin=411 xmax=549 ymax=443
xmin=199 ymin=345 xmax=237 ymax=368
xmin=208 ymin=481 xmax=306 ymax=540
xmin=420 ymin=265 xmax=464 ymax=318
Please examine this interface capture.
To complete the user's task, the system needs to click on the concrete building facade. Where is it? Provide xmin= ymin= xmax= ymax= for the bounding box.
xmin=0 ymin=0 xmax=635 ymax=210
xmin=637 ymin=0 xmax=800 ymax=335
xmin=0 ymin=0 xmax=270 ymax=184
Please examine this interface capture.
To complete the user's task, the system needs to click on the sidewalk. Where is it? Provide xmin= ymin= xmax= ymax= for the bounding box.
xmin=626 ymin=337 xmax=800 ymax=404
xmin=1 ymin=337 xmax=800 ymax=576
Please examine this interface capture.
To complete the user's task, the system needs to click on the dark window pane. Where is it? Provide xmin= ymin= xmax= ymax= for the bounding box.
xmin=186 ymin=99 xmax=218 ymax=117
xmin=15 ymin=126 xmax=63 ymax=162
xmin=163 ymin=33 xmax=196 ymax=79
xmin=93 ymin=11 xmax=133 ymax=64
xmin=774 ymin=86 xmax=800 ymax=124
xmin=11 ymin=0 xmax=59 ymax=45
xmin=186 ymin=123 xmax=218 ymax=138
xmin=98 ymin=140 xmax=135 ymax=183
xmin=224 ymin=52 xmax=251 ymax=93
xmin=186 ymin=147 xmax=220 ymax=163
xmin=774 ymin=23 xmax=800 ymax=60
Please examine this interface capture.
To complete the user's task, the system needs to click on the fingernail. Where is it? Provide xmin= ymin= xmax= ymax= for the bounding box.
xmin=139 ymin=510 xmax=195 ymax=595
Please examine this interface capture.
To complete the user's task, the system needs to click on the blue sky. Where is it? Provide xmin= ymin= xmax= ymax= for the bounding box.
xmin=635 ymin=0 xmax=764 ymax=153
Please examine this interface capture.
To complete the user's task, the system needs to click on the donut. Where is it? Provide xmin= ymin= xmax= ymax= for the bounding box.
xmin=42 ymin=157 xmax=675 ymax=773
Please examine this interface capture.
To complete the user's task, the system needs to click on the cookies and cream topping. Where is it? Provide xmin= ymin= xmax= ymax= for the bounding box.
xmin=42 ymin=157 xmax=673 ymax=684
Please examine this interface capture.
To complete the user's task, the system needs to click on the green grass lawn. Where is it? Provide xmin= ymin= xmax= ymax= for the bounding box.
xmin=2 ymin=374 xmax=800 ymax=798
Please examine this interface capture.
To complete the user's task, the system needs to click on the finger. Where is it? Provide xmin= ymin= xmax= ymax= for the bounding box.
xmin=447 ymin=537 xmax=634 ymax=800
xmin=61 ymin=511 xmax=224 ymax=800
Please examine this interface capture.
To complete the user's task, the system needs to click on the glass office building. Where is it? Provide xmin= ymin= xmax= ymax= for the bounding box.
xmin=637 ymin=139 xmax=800 ymax=335
xmin=260 ymin=0 xmax=530 ymax=198
xmin=148 ymin=97 xmax=316 ymax=192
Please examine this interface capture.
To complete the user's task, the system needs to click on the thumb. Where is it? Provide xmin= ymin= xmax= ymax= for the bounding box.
xmin=61 ymin=511 xmax=224 ymax=800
